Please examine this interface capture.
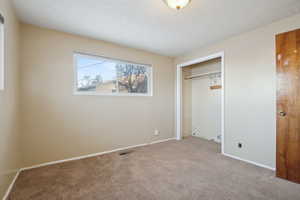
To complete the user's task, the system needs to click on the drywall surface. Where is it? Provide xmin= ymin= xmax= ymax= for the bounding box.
xmin=0 ymin=0 xmax=20 ymax=198
xmin=176 ymin=13 xmax=300 ymax=169
xmin=20 ymin=24 xmax=175 ymax=167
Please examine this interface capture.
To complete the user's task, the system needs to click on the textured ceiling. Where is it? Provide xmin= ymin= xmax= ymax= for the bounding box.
xmin=13 ymin=0 xmax=300 ymax=57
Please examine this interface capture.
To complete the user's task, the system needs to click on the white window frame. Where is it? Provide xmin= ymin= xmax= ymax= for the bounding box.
xmin=73 ymin=52 xmax=153 ymax=96
xmin=0 ymin=14 xmax=4 ymax=91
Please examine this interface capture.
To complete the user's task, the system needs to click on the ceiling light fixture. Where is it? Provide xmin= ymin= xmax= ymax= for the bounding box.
xmin=163 ymin=0 xmax=191 ymax=10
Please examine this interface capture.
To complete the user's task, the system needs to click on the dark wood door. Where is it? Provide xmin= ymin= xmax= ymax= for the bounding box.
xmin=276 ymin=29 xmax=300 ymax=183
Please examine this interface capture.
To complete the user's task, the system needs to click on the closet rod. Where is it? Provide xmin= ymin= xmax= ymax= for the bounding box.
xmin=185 ymin=71 xmax=221 ymax=80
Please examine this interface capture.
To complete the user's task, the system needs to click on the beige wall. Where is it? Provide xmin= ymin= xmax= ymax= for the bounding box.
xmin=20 ymin=24 xmax=175 ymax=167
xmin=176 ymin=13 xmax=300 ymax=169
xmin=0 ymin=0 xmax=20 ymax=198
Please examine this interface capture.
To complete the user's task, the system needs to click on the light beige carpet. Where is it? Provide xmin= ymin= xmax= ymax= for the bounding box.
xmin=8 ymin=137 xmax=300 ymax=200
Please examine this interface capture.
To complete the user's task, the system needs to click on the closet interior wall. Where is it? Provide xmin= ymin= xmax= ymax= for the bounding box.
xmin=182 ymin=58 xmax=222 ymax=142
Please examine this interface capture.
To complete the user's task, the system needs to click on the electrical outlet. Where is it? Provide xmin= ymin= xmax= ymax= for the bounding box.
xmin=154 ymin=130 xmax=159 ymax=136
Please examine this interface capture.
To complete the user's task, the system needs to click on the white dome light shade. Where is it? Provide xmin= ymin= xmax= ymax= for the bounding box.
xmin=164 ymin=0 xmax=191 ymax=10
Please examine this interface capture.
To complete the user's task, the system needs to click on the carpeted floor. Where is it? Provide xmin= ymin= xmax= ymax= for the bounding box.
xmin=8 ymin=137 xmax=300 ymax=200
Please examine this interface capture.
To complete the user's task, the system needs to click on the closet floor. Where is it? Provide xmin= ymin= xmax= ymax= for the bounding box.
xmin=8 ymin=137 xmax=300 ymax=200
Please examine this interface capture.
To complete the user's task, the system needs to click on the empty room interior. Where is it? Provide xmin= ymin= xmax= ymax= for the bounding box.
xmin=1 ymin=0 xmax=300 ymax=199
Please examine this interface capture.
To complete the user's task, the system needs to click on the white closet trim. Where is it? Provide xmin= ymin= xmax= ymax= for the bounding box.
xmin=176 ymin=51 xmax=225 ymax=155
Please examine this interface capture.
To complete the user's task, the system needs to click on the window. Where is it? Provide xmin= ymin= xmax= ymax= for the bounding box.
xmin=0 ymin=14 xmax=4 ymax=91
xmin=74 ymin=53 xmax=152 ymax=96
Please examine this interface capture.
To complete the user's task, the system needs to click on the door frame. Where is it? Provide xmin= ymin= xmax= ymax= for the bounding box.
xmin=176 ymin=51 xmax=225 ymax=154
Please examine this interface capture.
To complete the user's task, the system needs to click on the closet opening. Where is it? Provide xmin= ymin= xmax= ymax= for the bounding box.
xmin=176 ymin=52 xmax=225 ymax=154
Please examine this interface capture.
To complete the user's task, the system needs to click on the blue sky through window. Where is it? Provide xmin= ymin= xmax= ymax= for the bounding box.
xmin=77 ymin=56 xmax=117 ymax=82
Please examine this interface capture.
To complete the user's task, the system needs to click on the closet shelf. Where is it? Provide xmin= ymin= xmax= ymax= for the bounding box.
xmin=185 ymin=71 xmax=221 ymax=80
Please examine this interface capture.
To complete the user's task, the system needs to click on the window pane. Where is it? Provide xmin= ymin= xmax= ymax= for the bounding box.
xmin=75 ymin=53 xmax=152 ymax=96
xmin=76 ymin=56 xmax=117 ymax=93
xmin=116 ymin=64 xmax=149 ymax=94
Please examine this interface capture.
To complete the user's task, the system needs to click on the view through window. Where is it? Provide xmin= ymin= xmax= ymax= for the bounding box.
xmin=74 ymin=53 xmax=152 ymax=95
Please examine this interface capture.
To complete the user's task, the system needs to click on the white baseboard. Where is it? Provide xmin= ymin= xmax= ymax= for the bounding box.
xmin=2 ymin=170 xmax=21 ymax=200
xmin=149 ymin=138 xmax=175 ymax=144
xmin=222 ymin=153 xmax=276 ymax=171
xmin=21 ymin=138 xmax=176 ymax=171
